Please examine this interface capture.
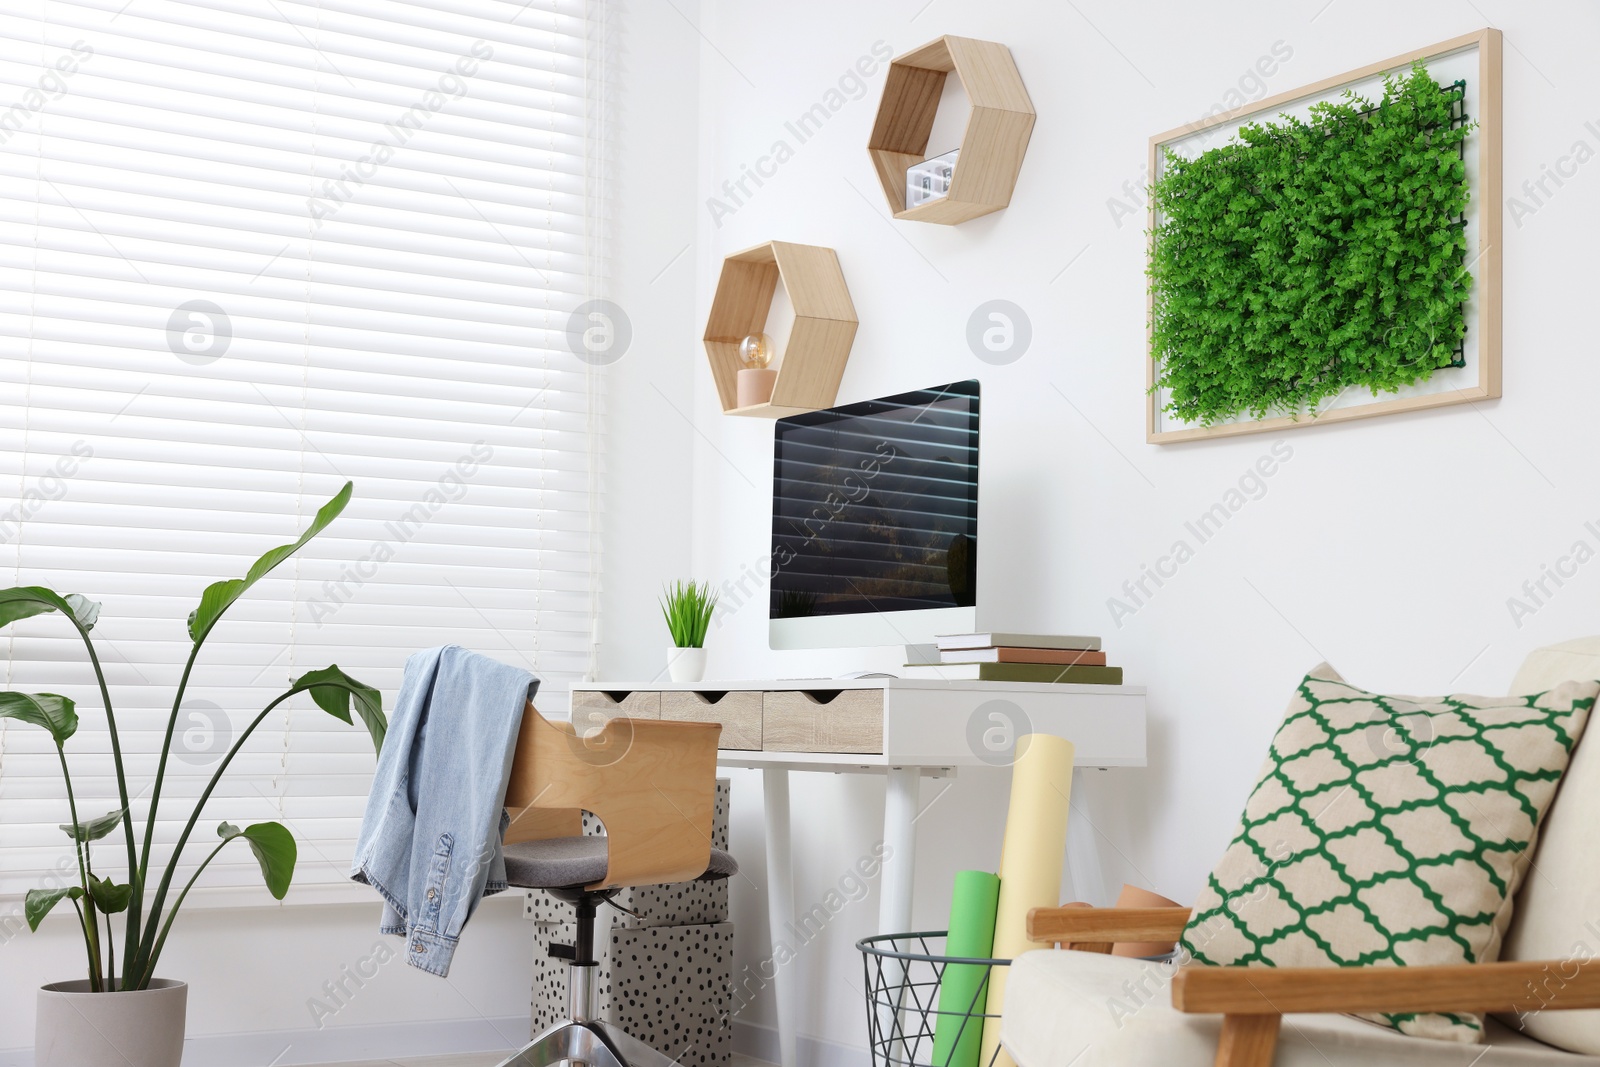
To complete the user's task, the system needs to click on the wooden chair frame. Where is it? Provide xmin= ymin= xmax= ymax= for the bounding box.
xmin=502 ymin=705 xmax=722 ymax=890
xmin=1027 ymin=906 xmax=1600 ymax=1067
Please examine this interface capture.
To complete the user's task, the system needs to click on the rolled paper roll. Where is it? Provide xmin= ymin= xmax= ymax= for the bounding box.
xmin=980 ymin=733 xmax=1075 ymax=1067
xmin=931 ymin=870 xmax=1001 ymax=1067
xmin=1111 ymin=883 xmax=1184 ymax=958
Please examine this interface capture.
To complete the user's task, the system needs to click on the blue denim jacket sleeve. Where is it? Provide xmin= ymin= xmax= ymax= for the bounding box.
xmin=350 ymin=646 xmax=537 ymax=977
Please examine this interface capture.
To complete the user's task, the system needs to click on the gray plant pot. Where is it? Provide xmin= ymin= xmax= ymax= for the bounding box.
xmin=36 ymin=978 xmax=186 ymax=1067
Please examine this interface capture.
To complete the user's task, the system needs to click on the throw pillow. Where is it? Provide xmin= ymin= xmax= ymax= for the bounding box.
xmin=1180 ymin=663 xmax=1597 ymax=1043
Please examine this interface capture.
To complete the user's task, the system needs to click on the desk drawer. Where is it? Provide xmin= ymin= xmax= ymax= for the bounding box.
xmin=763 ymin=690 xmax=883 ymax=753
xmin=662 ymin=690 xmax=762 ymax=750
xmin=571 ymin=690 xmax=661 ymax=730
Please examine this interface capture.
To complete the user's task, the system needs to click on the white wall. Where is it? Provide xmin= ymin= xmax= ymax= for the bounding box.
xmin=1 ymin=897 xmax=531 ymax=1066
xmin=668 ymin=0 xmax=1600 ymax=1058
xmin=592 ymin=0 xmax=703 ymax=681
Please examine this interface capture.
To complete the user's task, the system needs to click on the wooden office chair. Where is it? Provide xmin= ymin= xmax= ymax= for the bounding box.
xmin=493 ymin=705 xmax=735 ymax=1067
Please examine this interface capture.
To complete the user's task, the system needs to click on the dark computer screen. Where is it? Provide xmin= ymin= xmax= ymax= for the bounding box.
xmin=770 ymin=380 xmax=979 ymax=619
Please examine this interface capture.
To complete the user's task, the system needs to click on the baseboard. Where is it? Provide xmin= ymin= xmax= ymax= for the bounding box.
xmin=0 ymin=1013 xmax=527 ymax=1067
xmin=732 ymin=1019 xmax=869 ymax=1067
xmin=3 ymin=1012 xmax=866 ymax=1067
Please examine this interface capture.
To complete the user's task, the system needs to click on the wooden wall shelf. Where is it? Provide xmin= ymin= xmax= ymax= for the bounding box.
xmin=867 ymin=36 xmax=1035 ymax=225
xmin=702 ymin=241 xmax=858 ymax=418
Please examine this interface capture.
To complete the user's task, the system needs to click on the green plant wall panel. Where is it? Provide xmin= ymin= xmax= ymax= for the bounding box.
xmin=1148 ymin=65 xmax=1473 ymax=427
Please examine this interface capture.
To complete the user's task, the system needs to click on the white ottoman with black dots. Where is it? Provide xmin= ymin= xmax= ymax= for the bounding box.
xmin=525 ymin=779 xmax=734 ymax=1067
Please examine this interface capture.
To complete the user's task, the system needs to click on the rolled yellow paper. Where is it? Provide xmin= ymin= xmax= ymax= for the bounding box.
xmin=980 ymin=733 xmax=1075 ymax=1067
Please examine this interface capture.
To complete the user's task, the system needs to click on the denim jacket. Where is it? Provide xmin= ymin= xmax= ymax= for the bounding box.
xmin=351 ymin=646 xmax=537 ymax=977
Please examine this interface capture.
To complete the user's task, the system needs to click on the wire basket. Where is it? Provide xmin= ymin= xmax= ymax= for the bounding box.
xmin=857 ymin=931 xmax=1012 ymax=1067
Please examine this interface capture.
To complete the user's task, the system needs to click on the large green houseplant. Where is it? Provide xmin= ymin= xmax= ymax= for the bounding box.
xmin=6 ymin=483 xmax=384 ymax=1066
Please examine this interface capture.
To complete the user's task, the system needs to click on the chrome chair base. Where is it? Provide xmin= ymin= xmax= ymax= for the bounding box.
xmin=495 ymin=1018 xmax=681 ymax=1067
xmin=498 ymin=886 xmax=700 ymax=1067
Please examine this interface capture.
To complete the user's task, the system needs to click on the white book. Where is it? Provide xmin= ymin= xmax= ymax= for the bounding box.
xmin=902 ymin=662 xmax=1124 ymax=684
xmin=935 ymin=632 xmax=1102 ymax=652
xmin=943 ymin=647 xmax=1105 ymax=664
xmin=903 ymin=663 xmax=988 ymax=679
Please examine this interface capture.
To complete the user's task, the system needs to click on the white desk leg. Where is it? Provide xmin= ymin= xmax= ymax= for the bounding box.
xmin=762 ymin=767 xmax=798 ymax=1067
xmin=878 ymin=766 xmax=920 ymax=935
xmin=1064 ymin=772 xmax=1109 ymax=905
xmin=876 ymin=766 xmax=920 ymax=1065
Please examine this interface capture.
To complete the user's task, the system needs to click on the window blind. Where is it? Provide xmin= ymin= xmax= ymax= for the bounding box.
xmin=0 ymin=0 xmax=603 ymax=903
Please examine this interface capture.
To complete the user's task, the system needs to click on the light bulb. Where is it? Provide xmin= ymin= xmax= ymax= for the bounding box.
xmin=739 ymin=332 xmax=773 ymax=370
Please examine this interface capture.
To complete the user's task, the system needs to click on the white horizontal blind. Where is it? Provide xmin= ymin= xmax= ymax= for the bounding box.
xmin=0 ymin=0 xmax=602 ymax=901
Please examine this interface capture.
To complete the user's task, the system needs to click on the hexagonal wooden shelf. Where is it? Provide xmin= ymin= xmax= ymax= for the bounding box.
xmin=703 ymin=241 xmax=858 ymax=418
xmin=867 ymin=36 xmax=1035 ymax=225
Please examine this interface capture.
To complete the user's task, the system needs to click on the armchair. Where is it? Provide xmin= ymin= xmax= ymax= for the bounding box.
xmin=1012 ymin=905 xmax=1600 ymax=1066
xmin=999 ymin=638 xmax=1600 ymax=1067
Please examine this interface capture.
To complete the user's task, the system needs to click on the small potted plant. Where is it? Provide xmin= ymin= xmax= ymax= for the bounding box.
xmin=7 ymin=483 xmax=385 ymax=1067
xmin=660 ymin=580 xmax=718 ymax=683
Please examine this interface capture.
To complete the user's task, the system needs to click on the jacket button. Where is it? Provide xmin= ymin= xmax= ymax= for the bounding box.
xmin=427 ymin=888 xmax=437 ymax=900
xmin=412 ymin=942 xmax=424 ymax=953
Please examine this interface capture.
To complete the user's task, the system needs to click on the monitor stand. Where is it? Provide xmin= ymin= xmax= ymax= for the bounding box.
xmin=835 ymin=644 xmax=939 ymax=679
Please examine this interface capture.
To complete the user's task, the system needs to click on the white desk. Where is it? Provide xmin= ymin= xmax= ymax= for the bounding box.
xmin=570 ymin=677 xmax=1147 ymax=1067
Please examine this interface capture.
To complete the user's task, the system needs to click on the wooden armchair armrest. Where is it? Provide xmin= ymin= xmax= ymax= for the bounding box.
xmin=1172 ymin=958 xmax=1600 ymax=1016
xmin=1173 ymin=960 xmax=1600 ymax=1067
xmin=502 ymin=706 xmax=722 ymax=889
xmin=1026 ymin=906 xmax=1192 ymax=952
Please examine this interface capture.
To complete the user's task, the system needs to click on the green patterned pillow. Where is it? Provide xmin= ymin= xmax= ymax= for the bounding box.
xmin=1180 ymin=663 xmax=1597 ymax=1043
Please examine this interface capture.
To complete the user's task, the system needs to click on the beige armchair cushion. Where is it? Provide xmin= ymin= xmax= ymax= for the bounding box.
xmin=999 ymin=950 xmax=1597 ymax=1067
xmin=1500 ymin=638 xmax=1600 ymax=1053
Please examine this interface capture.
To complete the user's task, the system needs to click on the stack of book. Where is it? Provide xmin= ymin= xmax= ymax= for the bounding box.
xmin=906 ymin=632 xmax=1121 ymax=684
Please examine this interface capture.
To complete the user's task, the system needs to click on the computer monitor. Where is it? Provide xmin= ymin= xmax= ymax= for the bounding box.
xmin=769 ymin=379 xmax=980 ymax=650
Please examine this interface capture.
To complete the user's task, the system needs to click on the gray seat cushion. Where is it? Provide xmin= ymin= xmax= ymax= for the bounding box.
xmin=503 ymin=836 xmax=737 ymax=889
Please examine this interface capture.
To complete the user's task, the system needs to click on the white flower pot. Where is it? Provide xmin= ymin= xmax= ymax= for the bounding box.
xmin=667 ymin=646 xmax=707 ymax=683
xmin=36 ymin=978 xmax=187 ymax=1067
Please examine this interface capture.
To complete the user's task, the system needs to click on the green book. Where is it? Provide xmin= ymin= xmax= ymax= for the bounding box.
xmin=903 ymin=662 xmax=1124 ymax=685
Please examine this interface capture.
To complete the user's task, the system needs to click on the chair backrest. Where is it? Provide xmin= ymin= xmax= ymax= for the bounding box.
xmin=1500 ymin=638 xmax=1600 ymax=1053
xmin=501 ymin=705 xmax=721 ymax=889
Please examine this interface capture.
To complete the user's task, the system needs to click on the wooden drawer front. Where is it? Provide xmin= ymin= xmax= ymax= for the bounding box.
xmin=661 ymin=691 xmax=763 ymax=750
xmin=570 ymin=690 xmax=661 ymax=732
xmin=763 ymin=690 xmax=883 ymax=753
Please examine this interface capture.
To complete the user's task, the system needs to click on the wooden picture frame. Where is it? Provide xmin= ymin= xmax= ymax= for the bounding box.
xmin=1146 ymin=28 xmax=1503 ymax=444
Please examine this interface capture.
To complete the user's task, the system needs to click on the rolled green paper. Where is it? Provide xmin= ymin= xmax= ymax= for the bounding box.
xmin=932 ymin=870 xmax=1001 ymax=1067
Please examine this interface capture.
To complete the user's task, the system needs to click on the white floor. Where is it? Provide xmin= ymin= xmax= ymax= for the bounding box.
xmin=301 ymin=1056 xmax=503 ymax=1067
xmin=304 ymin=1053 xmax=775 ymax=1067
